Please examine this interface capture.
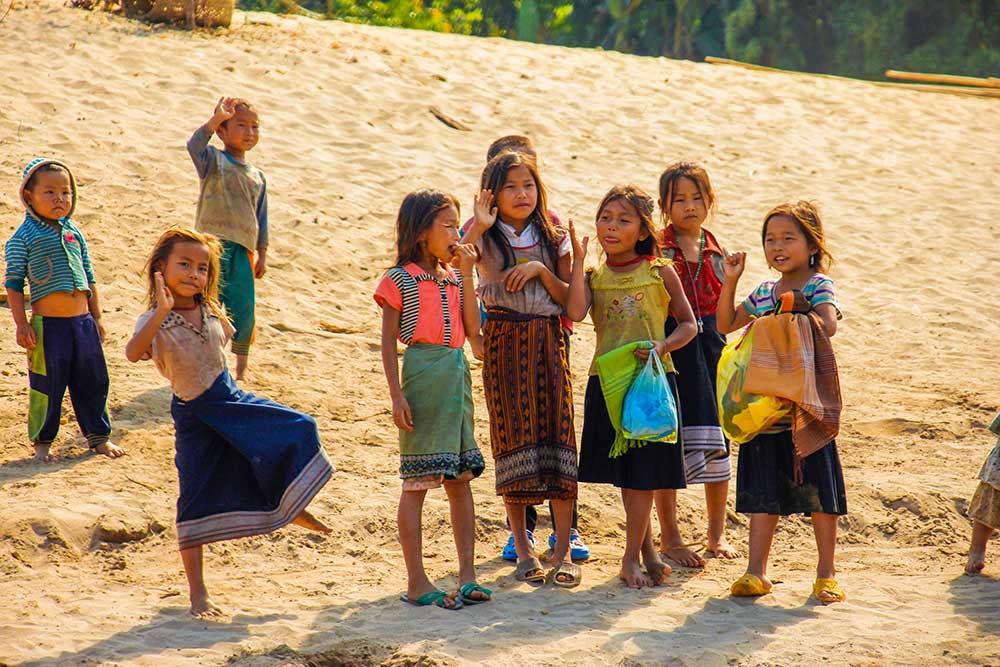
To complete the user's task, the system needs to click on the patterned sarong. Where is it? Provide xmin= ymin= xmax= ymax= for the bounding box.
xmin=482 ymin=307 xmax=577 ymax=504
xmin=399 ymin=343 xmax=485 ymax=480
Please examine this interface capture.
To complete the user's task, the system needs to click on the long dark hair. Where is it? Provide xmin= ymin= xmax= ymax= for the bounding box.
xmin=761 ymin=200 xmax=833 ymax=272
xmin=393 ymin=189 xmax=460 ymax=267
xmin=144 ymin=228 xmax=226 ymax=321
xmin=596 ymin=185 xmax=660 ymax=257
xmin=479 ymin=151 xmax=560 ymax=270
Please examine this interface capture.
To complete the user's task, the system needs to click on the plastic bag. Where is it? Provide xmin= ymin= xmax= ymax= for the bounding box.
xmin=716 ymin=323 xmax=792 ymax=444
xmin=621 ymin=350 xmax=678 ymax=445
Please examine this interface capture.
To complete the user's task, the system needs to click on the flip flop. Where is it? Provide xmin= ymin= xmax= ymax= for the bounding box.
xmin=458 ymin=582 xmax=493 ymax=604
xmin=730 ymin=573 xmax=772 ymax=597
xmin=400 ymin=590 xmax=463 ymax=610
xmin=550 ymin=561 xmax=582 ymax=588
xmin=812 ymin=578 xmax=846 ymax=604
xmin=515 ymin=556 xmax=546 ymax=583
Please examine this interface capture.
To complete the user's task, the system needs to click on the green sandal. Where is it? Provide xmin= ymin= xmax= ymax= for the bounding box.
xmin=400 ymin=590 xmax=464 ymax=610
xmin=458 ymin=583 xmax=493 ymax=604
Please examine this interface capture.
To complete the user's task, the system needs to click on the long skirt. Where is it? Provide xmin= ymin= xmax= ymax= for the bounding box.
xmin=666 ymin=314 xmax=731 ymax=484
xmin=969 ymin=481 xmax=1000 ymax=529
xmin=399 ymin=343 xmax=485 ymax=488
xmin=735 ymin=430 xmax=846 ymax=516
xmin=482 ymin=307 xmax=577 ymax=504
xmin=578 ymin=375 xmax=687 ymax=490
xmin=171 ymin=369 xmax=334 ymax=549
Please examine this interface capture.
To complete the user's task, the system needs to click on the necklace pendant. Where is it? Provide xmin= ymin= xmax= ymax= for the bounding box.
xmin=697 ymin=318 xmax=704 ymax=334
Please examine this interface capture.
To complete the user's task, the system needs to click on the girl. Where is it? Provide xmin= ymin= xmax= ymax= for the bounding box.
xmin=655 ymin=162 xmax=741 ymax=567
xmin=462 ymin=151 xmax=580 ymax=587
xmin=375 ymin=189 xmax=490 ymax=610
xmin=716 ymin=201 xmax=846 ymax=603
xmin=567 ymin=185 xmax=697 ymax=589
xmin=125 ymin=229 xmax=334 ymax=618
xmin=965 ymin=413 xmax=1000 ymax=575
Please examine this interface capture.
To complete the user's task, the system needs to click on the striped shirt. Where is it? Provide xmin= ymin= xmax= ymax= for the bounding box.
xmin=4 ymin=213 xmax=95 ymax=303
xmin=742 ymin=273 xmax=840 ymax=319
xmin=374 ymin=263 xmax=466 ymax=348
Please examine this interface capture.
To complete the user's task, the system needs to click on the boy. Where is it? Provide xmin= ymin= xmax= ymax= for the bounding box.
xmin=5 ymin=158 xmax=123 ymax=462
xmin=187 ymin=96 xmax=268 ymax=380
xmin=461 ymin=135 xmax=590 ymax=562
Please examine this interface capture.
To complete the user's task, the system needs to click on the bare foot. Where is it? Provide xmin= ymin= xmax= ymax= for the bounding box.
xmin=292 ymin=508 xmax=332 ymax=533
xmin=643 ymin=553 xmax=672 ymax=586
xmin=706 ymin=537 xmax=743 ymax=559
xmin=94 ymin=441 xmax=126 ymax=459
xmin=619 ymin=559 xmax=653 ymax=589
xmin=662 ymin=544 xmax=706 ymax=568
xmin=190 ymin=593 xmax=225 ymax=619
xmin=33 ymin=442 xmax=54 ymax=463
xmin=235 ymin=354 xmax=249 ymax=381
xmin=965 ymin=551 xmax=986 ymax=575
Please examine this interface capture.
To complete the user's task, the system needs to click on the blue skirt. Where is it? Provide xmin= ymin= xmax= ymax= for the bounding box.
xmin=171 ymin=370 xmax=334 ymax=549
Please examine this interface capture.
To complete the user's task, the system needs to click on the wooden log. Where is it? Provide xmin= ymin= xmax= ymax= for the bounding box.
xmin=122 ymin=0 xmax=234 ymax=28
xmin=885 ymin=69 xmax=1000 ymax=89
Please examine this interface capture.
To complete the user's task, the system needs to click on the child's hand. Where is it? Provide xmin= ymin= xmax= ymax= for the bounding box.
xmin=633 ymin=340 xmax=664 ymax=361
xmin=392 ymin=395 xmax=414 ymax=432
xmin=211 ymin=97 xmax=237 ymax=128
xmin=568 ymin=219 xmax=588 ymax=264
xmin=723 ymin=250 xmax=746 ymax=282
xmin=254 ymin=250 xmax=267 ymax=279
xmin=451 ymin=243 xmax=478 ymax=273
xmin=15 ymin=321 xmax=36 ymax=350
xmin=469 ymin=334 xmax=484 ymax=361
xmin=504 ymin=260 xmax=542 ymax=292
xmin=473 ymin=189 xmax=497 ymax=230
xmin=95 ymin=319 xmax=106 ymax=344
xmin=154 ymin=272 xmax=174 ymax=313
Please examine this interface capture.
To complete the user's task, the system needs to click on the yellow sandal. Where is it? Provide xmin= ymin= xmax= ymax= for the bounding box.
xmin=730 ymin=573 xmax=772 ymax=597
xmin=812 ymin=578 xmax=846 ymax=603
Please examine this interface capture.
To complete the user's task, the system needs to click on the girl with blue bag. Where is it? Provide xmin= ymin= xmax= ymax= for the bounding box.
xmin=566 ymin=185 xmax=697 ymax=589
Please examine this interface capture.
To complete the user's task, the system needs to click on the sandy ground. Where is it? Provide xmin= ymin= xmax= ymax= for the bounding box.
xmin=1 ymin=2 xmax=999 ymax=666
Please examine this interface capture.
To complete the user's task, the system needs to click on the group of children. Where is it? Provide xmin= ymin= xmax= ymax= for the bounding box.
xmin=4 ymin=97 xmax=997 ymax=617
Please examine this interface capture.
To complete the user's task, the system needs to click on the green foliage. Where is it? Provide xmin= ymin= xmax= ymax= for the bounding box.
xmin=236 ymin=0 xmax=1000 ymax=79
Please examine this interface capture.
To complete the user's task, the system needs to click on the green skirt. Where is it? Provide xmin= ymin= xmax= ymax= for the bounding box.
xmin=399 ymin=344 xmax=484 ymax=481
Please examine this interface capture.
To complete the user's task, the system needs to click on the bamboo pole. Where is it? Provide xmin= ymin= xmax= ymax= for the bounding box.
xmin=885 ymin=69 xmax=1000 ymax=89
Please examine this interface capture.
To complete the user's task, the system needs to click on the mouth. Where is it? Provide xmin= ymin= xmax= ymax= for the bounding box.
xmin=772 ymin=255 xmax=788 ymax=263
xmin=602 ymin=236 xmax=620 ymax=245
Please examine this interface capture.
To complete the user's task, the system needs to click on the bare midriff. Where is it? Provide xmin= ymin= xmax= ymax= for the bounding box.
xmin=31 ymin=290 xmax=90 ymax=318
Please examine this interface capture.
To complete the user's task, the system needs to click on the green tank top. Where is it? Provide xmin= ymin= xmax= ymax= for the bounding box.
xmin=588 ymin=257 xmax=676 ymax=376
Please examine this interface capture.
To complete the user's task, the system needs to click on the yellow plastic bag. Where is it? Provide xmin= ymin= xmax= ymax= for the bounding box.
xmin=716 ymin=323 xmax=792 ymax=444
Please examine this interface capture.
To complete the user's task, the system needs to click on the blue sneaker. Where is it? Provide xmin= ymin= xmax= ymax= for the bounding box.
xmin=548 ymin=529 xmax=591 ymax=561
xmin=502 ymin=530 xmax=535 ymax=561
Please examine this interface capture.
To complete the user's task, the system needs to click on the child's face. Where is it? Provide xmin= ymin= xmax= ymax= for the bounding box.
xmin=25 ymin=170 xmax=73 ymax=222
xmin=420 ymin=205 xmax=461 ymax=265
xmin=596 ymin=198 xmax=647 ymax=257
xmin=161 ymin=241 xmax=212 ymax=300
xmin=763 ymin=215 xmax=817 ymax=274
xmin=217 ymin=108 xmax=259 ymax=153
xmin=495 ymin=165 xmax=538 ymax=224
xmin=667 ymin=176 xmax=707 ymax=233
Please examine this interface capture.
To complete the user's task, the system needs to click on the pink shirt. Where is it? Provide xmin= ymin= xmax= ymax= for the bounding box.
xmin=374 ymin=262 xmax=466 ymax=348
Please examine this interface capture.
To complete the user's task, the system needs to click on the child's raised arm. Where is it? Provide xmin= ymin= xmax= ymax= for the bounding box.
xmin=125 ymin=272 xmax=172 ymax=363
xmin=716 ymin=250 xmax=752 ymax=334
xmin=380 ymin=306 xmax=414 ymax=432
xmin=187 ymin=97 xmax=237 ymax=178
xmin=459 ymin=189 xmax=497 ymax=248
xmin=565 ymin=220 xmax=591 ymax=322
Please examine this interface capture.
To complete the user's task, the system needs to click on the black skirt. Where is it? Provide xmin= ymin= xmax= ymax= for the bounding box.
xmin=735 ymin=431 xmax=847 ymax=515
xmin=666 ymin=314 xmax=731 ymax=484
xmin=578 ymin=375 xmax=687 ymax=491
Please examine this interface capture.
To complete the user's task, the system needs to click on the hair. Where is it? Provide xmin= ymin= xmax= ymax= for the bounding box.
xmin=761 ymin=200 xmax=833 ymax=272
xmin=479 ymin=151 xmax=560 ymax=270
xmin=144 ymin=228 xmax=226 ymax=320
xmin=219 ymin=98 xmax=258 ymax=128
xmin=24 ymin=163 xmax=68 ymax=191
xmin=486 ymin=135 xmax=536 ymax=163
xmin=657 ymin=161 xmax=717 ymax=225
xmin=596 ymin=185 xmax=660 ymax=258
xmin=393 ymin=189 xmax=461 ymax=268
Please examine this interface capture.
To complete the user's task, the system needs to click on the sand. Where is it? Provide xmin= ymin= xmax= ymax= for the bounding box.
xmin=1 ymin=2 xmax=999 ymax=666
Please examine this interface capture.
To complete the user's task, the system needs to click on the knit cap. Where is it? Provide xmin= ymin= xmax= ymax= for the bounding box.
xmin=19 ymin=157 xmax=77 ymax=219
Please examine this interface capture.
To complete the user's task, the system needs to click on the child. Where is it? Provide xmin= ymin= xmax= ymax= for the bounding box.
xmin=125 ymin=229 xmax=333 ymax=617
xmin=655 ymin=162 xmax=740 ymax=566
xmin=462 ymin=135 xmax=590 ymax=563
xmin=376 ymin=190 xmax=490 ymax=610
xmin=966 ymin=412 xmax=1000 ymax=575
xmin=187 ymin=96 xmax=267 ymax=380
xmin=4 ymin=158 xmax=123 ymax=462
xmin=464 ymin=151 xmax=581 ymax=586
xmin=717 ymin=201 xmax=846 ymax=603
xmin=566 ymin=185 xmax=697 ymax=588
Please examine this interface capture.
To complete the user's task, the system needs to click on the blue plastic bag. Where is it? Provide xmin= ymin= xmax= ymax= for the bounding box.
xmin=620 ymin=349 xmax=678 ymax=448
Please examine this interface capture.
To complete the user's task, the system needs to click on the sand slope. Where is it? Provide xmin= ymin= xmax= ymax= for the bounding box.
xmin=1 ymin=2 xmax=999 ymax=666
